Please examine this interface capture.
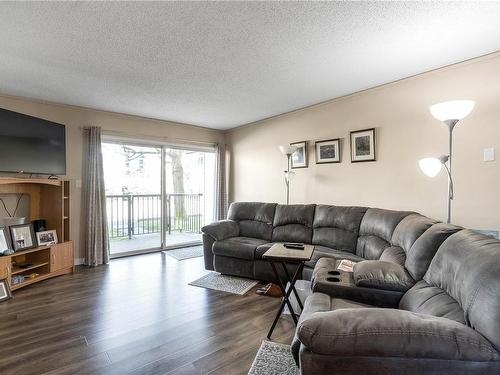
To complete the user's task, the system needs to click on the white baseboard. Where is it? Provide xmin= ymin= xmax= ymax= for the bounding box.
xmin=75 ymin=258 xmax=85 ymax=265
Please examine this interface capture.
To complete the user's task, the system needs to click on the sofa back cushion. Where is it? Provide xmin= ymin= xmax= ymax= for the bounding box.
xmin=422 ymin=230 xmax=500 ymax=351
xmin=312 ymin=205 xmax=368 ymax=253
xmin=227 ymin=202 xmax=277 ymax=241
xmin=380 ymin=214 xmax=437 ymax=268
xmin=400 ymin=280 xmax=466 ymax=325
xmin=404 ymin=222 xmax=461 ymax=280
xmin=272 ymin=204 xmax=315 ymax=243
xmin=356 ymin=208 xmax=414 ymax=260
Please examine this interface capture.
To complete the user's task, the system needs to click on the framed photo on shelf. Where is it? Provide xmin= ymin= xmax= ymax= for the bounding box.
xmin=9 ymin=223 xmax=36 ymax=251
xmin=290 ymin=141 xmax=308 ymax=168
xmin=350 ymin=128 xmax=376 ymax=162
xmin=0 ymin=279 xmax=12 ymax=303
xmin=0 ymin=227 xmax=12 ymax=254
xmin=36 ymin=230 xmax=58 ymax=246
xmin=315 ymin=139 xmax=341 ymax=164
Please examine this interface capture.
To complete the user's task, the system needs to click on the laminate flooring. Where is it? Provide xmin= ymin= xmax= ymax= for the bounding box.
xmin=0 ymin=252 xmax=295 ymax=375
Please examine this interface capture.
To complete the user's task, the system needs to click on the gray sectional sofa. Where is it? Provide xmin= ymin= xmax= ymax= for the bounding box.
xmin=202 ymin=202 xmax=457 ymax=294
xmin=202 ymin=202 xmax=500 ymax=374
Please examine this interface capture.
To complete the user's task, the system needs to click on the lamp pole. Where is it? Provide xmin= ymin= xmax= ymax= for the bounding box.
xmin=444 ymin=120 xmax=458 ymax=224
xmin=284 ymin=153 xmax=292 ymax=205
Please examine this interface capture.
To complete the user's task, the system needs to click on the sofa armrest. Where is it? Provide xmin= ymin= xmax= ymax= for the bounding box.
xmin=298 ymin=308 xmax=500 ymax=361
xmin=201 ymin=220 xmax=239 ymax=241
xmin=353 ymin=260 xmax=415 ymax=292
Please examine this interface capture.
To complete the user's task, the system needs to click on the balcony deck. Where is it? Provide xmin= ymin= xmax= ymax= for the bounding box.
xmin=110 ymin=232 xmax=201 ymax=255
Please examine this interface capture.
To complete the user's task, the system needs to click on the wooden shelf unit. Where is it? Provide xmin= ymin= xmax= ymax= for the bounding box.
xmin=0 ymin=178 xmax=74 ymax=291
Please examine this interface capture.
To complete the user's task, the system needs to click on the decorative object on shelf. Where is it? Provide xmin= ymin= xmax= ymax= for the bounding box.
xmin=0 ymin=217 xmax=26 ymax=228
xmin=32 ymin=219 xmax=47 ymax=233
xmin=0 ymin=279 xmax=12 ymax=302
xmin=9 ymin=223 xmax=36 ymax=251
xmin=419 ymin=100 xmax=475 ymax=224
xmin=36 ymin=230 xmax=58 ymax=246
xmin=11 ymin=275 xmax=25 ymax=285
xmin=350 ymin=128 xmax=376 ymax=162
xmin=0 ymin=193 xmax=25 ymax=218
xmin=290 ymin=141 xmax=308 ymax=169
xmin=315 ymin=139 xmax=340 ymax=164
xmin=0 ymin=226 xmax=13 ymax=255
xmin=279 ymin=144 xmax=298 ymax=204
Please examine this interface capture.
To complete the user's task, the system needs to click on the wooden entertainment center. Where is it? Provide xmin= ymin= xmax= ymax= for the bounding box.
xmin=0 ymin=178 xmax=74 ymax=291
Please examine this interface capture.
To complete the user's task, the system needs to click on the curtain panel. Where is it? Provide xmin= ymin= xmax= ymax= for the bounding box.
xmin=214 ymin=143 xmax=228 ymax=220
xmin=82 ymin=126 xmax=110 ymax=266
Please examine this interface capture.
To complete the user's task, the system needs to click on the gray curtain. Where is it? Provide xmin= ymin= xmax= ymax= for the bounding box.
xmin=82 ymin=126 xmax=110 ymax=266
xmin=214 ymin=143 xmax=228 ymax=220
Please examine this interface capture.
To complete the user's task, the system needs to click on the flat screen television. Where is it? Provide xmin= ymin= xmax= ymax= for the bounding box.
xmin=0 ymin=108 xmax=66 ymax=175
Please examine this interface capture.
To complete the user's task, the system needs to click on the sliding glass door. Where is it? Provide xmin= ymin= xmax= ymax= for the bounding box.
xmin=164 ymin=147 xmax=215 ymax=247
xmin=102 ymin=142 xmax=162 ymax=255
xmin=102 ymin=139 xmax=215 ymax=256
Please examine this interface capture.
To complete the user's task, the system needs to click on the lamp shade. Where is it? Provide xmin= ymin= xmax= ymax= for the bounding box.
xmin=279 ymin=145 xmax=298 ymax=155
xmin=429 ymin=100 xmax=475 ymax=122
xmin=419 ymin=157 xmax=442 ymax=177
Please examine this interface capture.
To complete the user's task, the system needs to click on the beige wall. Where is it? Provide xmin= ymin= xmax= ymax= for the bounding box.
xmin=227 ymin=53 xmax=500 ymax=231
xmin=0 ymin=94 xmax=224 ymax=262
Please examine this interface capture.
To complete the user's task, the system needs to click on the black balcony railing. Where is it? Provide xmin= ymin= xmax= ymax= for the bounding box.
xmin=106 ymin=193 xmax=203 ymax=239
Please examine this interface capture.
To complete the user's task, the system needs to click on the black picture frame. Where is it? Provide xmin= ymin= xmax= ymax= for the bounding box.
xmin=350 ymin=128 xmax=376 ymax=162
xmin=0 ymin=279 xmax=12 ymax=303
xmin=9 ymin=223 xmax=36 ymax=252
xmin=315 ymin=138 xmax=341 ymax=164
xmin=0 ymin=227 xmax=12 ymax=254
xmin=290 ymin=141 xmax=308 ymax=169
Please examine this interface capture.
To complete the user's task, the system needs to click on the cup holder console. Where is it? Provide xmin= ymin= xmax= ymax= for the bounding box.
xmin=328 ymin=271 xmax=340 ymax=276
xmin=326 ymin=277 xmax=341 ymax=283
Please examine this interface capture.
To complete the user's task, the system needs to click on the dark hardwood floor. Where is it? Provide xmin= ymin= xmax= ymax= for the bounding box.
xmin=0 ymin=251 xmax=295 ymax=375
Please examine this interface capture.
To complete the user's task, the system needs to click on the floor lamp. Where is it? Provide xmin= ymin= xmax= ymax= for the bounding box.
xmin=279 ymin=145 xmax=297 ymax=205
xmin=419 ymin=100 xmax=475 ymax=223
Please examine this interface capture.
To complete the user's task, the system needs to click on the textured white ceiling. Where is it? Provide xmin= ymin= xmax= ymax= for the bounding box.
xmin=1 ymin=2 xmax=500 ymax=130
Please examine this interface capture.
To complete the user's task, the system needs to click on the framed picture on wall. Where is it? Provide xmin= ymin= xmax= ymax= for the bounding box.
xmin=315 ymin=139 xmax=341 ymax=164
xmin=350 ymin=128 xmax=376 ymax=162
xmin=290 ymin=141 xmax=308 ymax=168
xmin=9 ymin=223 xmax=36 ymax=251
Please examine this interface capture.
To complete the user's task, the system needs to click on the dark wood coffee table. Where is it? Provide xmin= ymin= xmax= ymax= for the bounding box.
xmin=262 ymin=243 xmax=315 ymax=339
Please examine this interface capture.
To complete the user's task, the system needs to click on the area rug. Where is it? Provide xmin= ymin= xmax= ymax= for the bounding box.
xmin=163 ymin=246 xmax=203 ymax=260
xmin=189 ymin=272 xmax=259 ymax=295
xmin=248 ymin=341 xmax=299 ymax=375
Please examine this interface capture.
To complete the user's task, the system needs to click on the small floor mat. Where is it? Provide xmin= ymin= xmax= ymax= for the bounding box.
xmin=248 ymin=340 xmax=299 ymax=375
xmin=163 ymin=246 xmax=203 ymax=260
xmin=189 ymin=272 xmax=259 ymax=295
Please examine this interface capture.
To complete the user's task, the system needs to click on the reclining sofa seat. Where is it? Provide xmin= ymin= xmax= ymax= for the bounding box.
xmin=292 ymin=230 xmax=500 ymax=374
xmin=204 ymin=202 xmax=277 ymax=279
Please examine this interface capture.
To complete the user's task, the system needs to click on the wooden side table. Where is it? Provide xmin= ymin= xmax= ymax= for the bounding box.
xmin=262 ymin=243 xmax=315 ymax=339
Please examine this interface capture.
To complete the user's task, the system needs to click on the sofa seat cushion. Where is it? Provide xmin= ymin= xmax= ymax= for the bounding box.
xmin=212 ymin=237 xmax=268 ymax=260
xmin=291 ymin=292 xmax=371 ymax=364
xmin=305 ymin=245 xmax=364 ymax=268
